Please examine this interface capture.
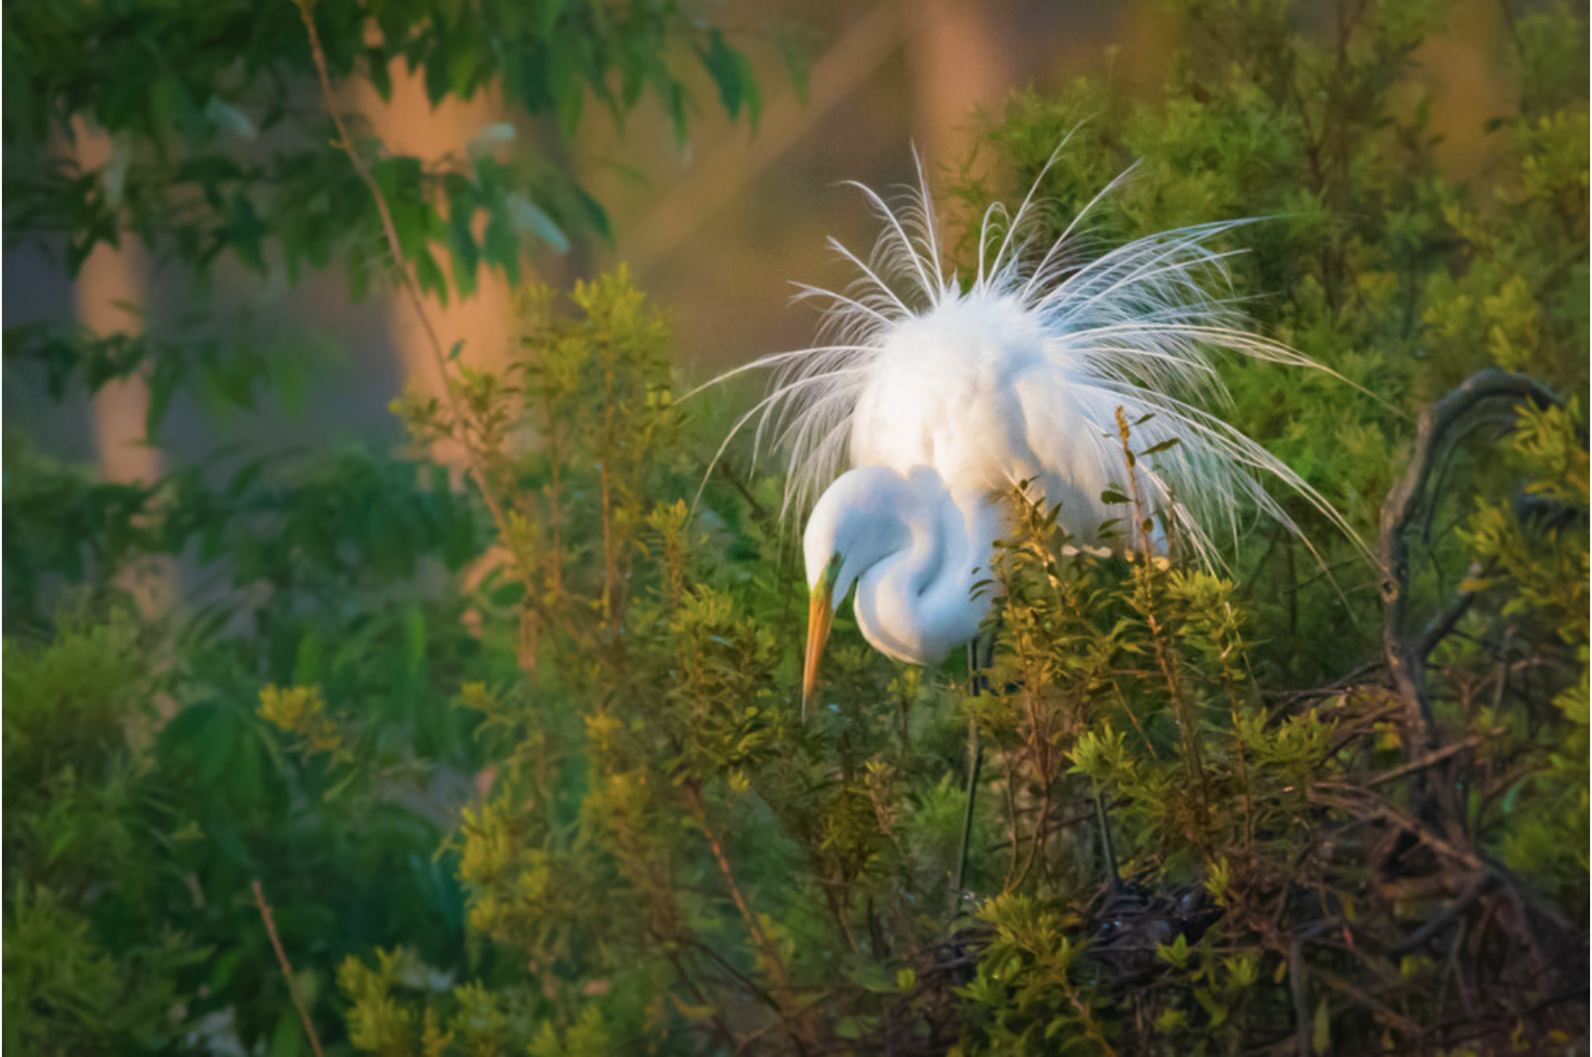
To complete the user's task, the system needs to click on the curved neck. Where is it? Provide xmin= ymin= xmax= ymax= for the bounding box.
xmin=855 ymin=487 xmax=1002 ymax=665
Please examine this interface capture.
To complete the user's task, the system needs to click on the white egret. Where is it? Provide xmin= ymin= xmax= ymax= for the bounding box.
xmin=708 ymin=146 xmax=1363 ymax=715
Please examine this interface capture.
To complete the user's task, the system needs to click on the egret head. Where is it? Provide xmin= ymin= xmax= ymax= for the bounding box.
xmin=801 ymin=466 xmax=926 ymax=717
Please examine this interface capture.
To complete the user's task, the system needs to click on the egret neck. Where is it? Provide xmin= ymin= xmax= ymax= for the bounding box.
xmin=801 ymin=465 xmax=1002 ymax=718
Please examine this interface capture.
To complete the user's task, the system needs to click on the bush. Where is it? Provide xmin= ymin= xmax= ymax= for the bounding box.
xmin=4 ymin=0 xmax=1585 ymax=1053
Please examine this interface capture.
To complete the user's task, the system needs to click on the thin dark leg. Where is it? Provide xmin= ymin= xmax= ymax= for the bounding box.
xmin=949 ymin=635 xmax=993 ymax=928
xmin=1092 ymin=774 xmax=1123 ymax=898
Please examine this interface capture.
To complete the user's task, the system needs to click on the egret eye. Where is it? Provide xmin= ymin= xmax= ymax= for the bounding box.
xmin=820 ymin=552 xmax=843 ymax=597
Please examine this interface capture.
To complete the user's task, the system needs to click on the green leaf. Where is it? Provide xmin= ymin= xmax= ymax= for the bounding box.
xmin=1311 ymin=996 xmax=1331 ymax=1054
xmin=268 ymin=1003 xmax=303 ymax=1057
xmin=667 ymin=994 xmax=718 ymax=1021
xmin=292 ymin=633 xmax=326 ymax=687
xmin=698 ymin=29 xmax=743 ymax=120
xmin=483 ymin=211 xmax=521 ymax=286
xmin=366 ymin=47 xmax=393 ymax=100
xmin=203 ymin=96 xmax=256 ymax=140
xmin=557 ymin=80 xmax=584 ymax=139
xmin=666 ymin=81 xmax=689 ymax=148
xmin=548 ymin=41 xmax=584 ymax=137
xmin=413 ymin=249 xmax=449 ymax=303
xmin=573 ymin=182 xmax=612 ymax=243
xmin=509 ymin=195 xmax=570 ymax=254
xmin=734 ymin=49 xmax=761 ymax=130
xmin=846 ymin=960 xmax=896 ymax=993
xmin=403 ymin=605 xmax=427 ymax=678
xmin=779 ymin=33 xmax=810 ymax=104
xmin=1194 ymin=987 xmax=1228 ymax=1027
xmin=536 ymin=0 xmax=564 ymax=36
xmin=1156 ymin=933 xmax=1190 ymax=969
xmin=145 ymin=366 xmax=177 ymax=441
xmin=446 ymin=173 xmax=480 ymax=295
xmin=273 ymin=352 xmax=310 ymax=420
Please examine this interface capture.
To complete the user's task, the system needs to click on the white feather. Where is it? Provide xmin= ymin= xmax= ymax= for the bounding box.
xmin=712 ymin=145 xmax=1370 ymax=570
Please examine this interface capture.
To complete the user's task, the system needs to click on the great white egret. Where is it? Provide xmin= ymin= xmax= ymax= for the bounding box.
xmin=707 ymin=146 xmax=1361 ymax=716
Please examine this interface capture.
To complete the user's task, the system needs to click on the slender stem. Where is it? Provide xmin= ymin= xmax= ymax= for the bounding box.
xmin=291 ymin=0 xmax=516 ymax=552
xmin=598 ymin=351 xmax=618 ymax=627
xmin=661 ymin=947 xmax=740 ymax=1051
xmin=684 ymin=785 xmax=809 ymax=1047
xmin=1012 ymin=764 xmax=1051 ymax=890
xmin=251 ymin=881 xmax=327 ymax=1057
xmin=1000 ymin=745 xmax=1022 ymax=888
xmin=544 ymin=389 xmax=565 ymax=600
xmin=1116 ymin=407 xmax=1209 ymax=811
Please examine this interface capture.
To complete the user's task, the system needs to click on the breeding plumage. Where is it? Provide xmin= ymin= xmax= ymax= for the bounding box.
xmin=706 ymin=145 xmax=1360 ymax=713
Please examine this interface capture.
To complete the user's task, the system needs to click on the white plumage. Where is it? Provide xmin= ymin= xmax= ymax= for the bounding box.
xmin=704 ymin=145 xmax=1361 ymax=709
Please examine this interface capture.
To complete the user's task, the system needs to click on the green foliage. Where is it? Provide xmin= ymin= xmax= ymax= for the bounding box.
xmin=1455 ymin=401 xmax=1589 ymax=904
xmin=954 ymin=896 xmax=1107 ymax=1054
xmin=962 ymin=0 xmax=1588 ymax=685
xmin=5 ymin=0 xmax=1586 ymax=1054
xmin=3 ymin=610 xmax=208 ymax=1055
xmin=3 ymin=0 xmax=794 ymax=432
xmin=345 ymin=267 xmax=1584 ymax=1054
xmin=2 ymin=0 xmax=777 ymax=284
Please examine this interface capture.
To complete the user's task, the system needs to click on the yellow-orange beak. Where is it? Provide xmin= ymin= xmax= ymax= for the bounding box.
xmin=802 ymin=559 xmax=840 ymax=722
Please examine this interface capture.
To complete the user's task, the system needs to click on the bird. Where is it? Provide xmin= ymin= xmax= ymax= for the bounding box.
xmin=703 ymin=142 xmax=1364 ymax=717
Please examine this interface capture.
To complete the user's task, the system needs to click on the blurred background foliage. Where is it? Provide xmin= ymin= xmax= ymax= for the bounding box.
xmin=2 ymin=0 xmax=1587 ymax=1054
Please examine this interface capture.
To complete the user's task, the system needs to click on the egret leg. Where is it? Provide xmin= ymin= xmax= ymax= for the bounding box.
xmin=1092 ymin=774 xmax=1123 ymax=899
xmin=948 ymin=631 xmax=994 ymax=927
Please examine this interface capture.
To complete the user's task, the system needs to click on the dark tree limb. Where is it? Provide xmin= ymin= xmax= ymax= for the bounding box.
xmin=1389 ymin=872 xmax=1493 ymax=955
xmin=1378 ymin=369 xmax=1562 ymax=758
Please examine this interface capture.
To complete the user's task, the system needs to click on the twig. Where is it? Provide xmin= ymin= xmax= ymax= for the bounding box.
xmin=1388 ymin=873 xmax=1493 ymax=955
xmin=1268 ymin=661 xmax=1384 ymax=705
xmin=291 ymin=0 xmax=516 ymax=548
xmin=677 ymin=935 xmax=783 ymax=1015
xmin=1309 ymin=787 xmax=1481 ymax=870
xmin=1312 ymin=966 xmax=1424 ymax=1040
xmin=717 ymin=459 xmax=775 ymax=528
xmin=1362 ymin=728 xmax=1500 ymax=788
xmin=662 ymin=948 xmax=741 ymax=1052
xmin=1416 ymin=586 xmax=1480 ymax=658
xmin=683 ymin=784 xmax=812 ymax=1049
xmin=251 ymin=880 xmax=327 ymax=1057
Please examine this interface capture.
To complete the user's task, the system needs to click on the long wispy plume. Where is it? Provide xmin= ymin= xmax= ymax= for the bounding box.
xmin=696 ymin=141 xmax=1377 ymax=565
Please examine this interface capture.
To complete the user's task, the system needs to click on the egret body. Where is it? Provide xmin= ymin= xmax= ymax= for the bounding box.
xmin=712 ymin=147 xmax=1361 ymax=714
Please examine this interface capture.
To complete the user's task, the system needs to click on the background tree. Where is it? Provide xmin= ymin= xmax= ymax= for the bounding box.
xmin=3 ymin=1 xmax=783 ymax=1052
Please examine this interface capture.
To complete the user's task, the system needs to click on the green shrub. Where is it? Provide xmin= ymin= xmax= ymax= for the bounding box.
xmin=4 ymin=0 xmax=1585 ymax=1053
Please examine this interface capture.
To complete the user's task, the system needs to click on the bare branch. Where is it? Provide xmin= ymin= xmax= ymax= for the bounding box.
xmin=1379 ymin=369 xmax=1561 ymax=756
xmin=252 ymin=880 xmax=327 ymax=1057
